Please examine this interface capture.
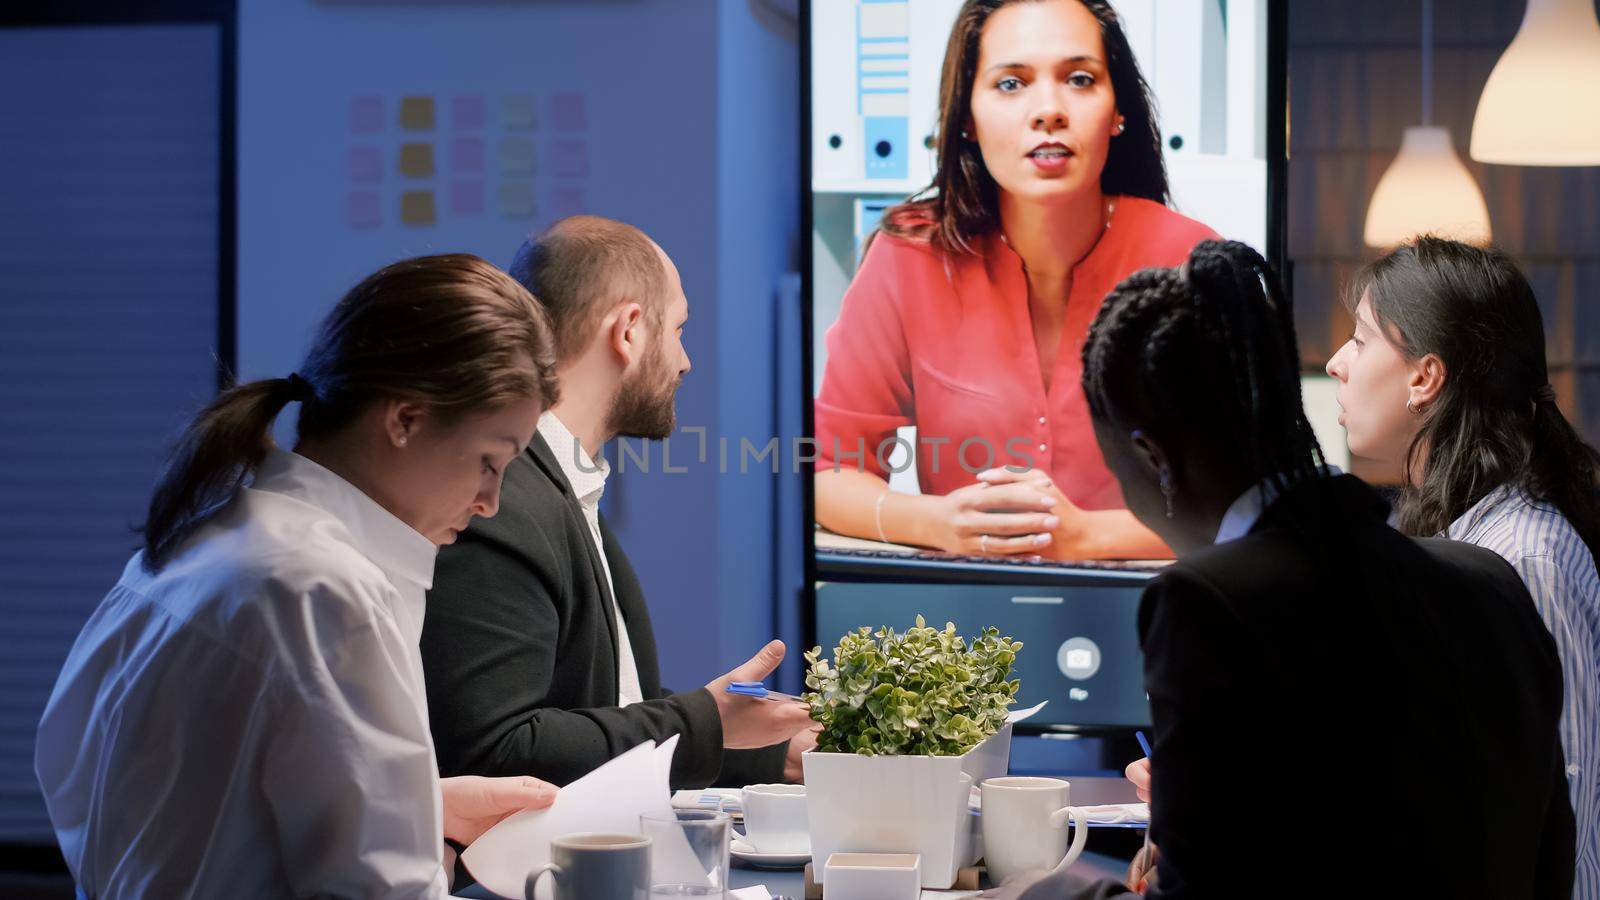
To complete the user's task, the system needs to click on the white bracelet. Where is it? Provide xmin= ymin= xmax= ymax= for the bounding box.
xmin=873 ymin=490 xmax=892 ymax=544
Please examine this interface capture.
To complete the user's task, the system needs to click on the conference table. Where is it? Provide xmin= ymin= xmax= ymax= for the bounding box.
xmin=730 ymin=849 xmax=1133 ymax=897
xmin=459 ymin=775 xmax=1141 ymax=899
xmin=729 ymin=774 xmax=1138 ymax=897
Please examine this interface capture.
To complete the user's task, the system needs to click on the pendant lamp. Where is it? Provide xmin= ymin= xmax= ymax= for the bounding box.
xmin=1471 ymin=0 xmax=1600 ymax=165
xmin=1364 ymin=0 xmax=1493 ymax=247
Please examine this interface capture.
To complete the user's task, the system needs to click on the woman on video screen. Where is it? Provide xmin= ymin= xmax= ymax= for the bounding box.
xmin=814 ymin=0 xmax=1220 ymax=560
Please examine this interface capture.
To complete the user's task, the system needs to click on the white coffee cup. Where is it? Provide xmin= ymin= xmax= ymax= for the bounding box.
xmin=979 ymin=776 xmax=1090 ymax=885
xmin=740 ymin=783 xmax=809 ymax=854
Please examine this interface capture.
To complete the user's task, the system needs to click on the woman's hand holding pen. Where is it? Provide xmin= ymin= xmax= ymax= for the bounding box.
xmin=1125 ymin=756 xmax=1152 ymax=802
xmin=1124 ymin=747 xmax=1157 ymax=892
xmin=923 ymin=479 xmax=1060 ymax=556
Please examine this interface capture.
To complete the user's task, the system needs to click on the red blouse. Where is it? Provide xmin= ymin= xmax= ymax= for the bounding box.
xmin=814 ymin=197 xmax=1218 ymax=510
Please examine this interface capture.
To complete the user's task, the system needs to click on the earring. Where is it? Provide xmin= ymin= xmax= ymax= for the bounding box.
xmin=1405 ymin=398 xmax=1422 ymax=414
xmin=960 ymin=129 xmax=970 ymax=139
xmin=397 ymin=435 xmax=409 ymax=447
xmin=1114 ymin=122 xmax=1125 ymax=135
xmin=1158 ymin=467 xmax=1176 ymax=519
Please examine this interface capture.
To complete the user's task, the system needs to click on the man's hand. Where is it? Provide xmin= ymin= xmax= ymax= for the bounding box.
xmin=705 ymin=640 xmax=816 ymax=750
xmin=1125 ymin=756 xmax=1152 ymax=803
xmin=440 ymin=774 xmax=557 ymax=846
xmin=783 ymin=725 xmax=821 ymax=782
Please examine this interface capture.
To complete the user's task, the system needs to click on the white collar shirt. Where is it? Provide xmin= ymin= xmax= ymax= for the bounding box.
xmin=1214 ymin=467 xmax=1344 ymax=545
xmin=536 ymin=411 xmax=644 ymax=707
xmin=35 ymin=448 xmax=451 ymax=899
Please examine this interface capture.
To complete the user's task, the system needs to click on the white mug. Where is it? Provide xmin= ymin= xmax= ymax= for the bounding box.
xmin=979 ymin=776 xmax=1090 ymax=885
xmin=740 ymin=783 xmax=810 ymax=854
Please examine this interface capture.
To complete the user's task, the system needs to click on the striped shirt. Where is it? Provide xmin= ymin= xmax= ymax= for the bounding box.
xmin=1449 ymin=486 xmax=1600 ymax=899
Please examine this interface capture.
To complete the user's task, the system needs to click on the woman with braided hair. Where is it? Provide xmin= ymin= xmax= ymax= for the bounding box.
xmin=1326 ymin=236 xmax=1600 ymax=897
xmin=987 ymin=240 xmax=1574 ymax=899
xmin=812 ymin=0 xmax=1218 ymax=560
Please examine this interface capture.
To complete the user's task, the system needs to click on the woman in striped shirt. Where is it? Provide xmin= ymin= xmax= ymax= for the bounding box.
xmin=1326 ymin=235 xmax=1599 ymax=897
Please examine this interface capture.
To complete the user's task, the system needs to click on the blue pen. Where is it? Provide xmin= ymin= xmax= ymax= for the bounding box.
xmin=1134 ymin=730 xmax=1154 ymax=870
xmin=726 ymin=681 xmax=807 ymax=704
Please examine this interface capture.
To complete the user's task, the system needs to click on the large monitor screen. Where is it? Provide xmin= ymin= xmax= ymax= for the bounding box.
xmin=803 ymin=1 xmax=1283 ymax=730
xmin=808 ymin=0 xmax=1278 ymax=548
xmin=815 ymin=581 xmax=1153 ymax=728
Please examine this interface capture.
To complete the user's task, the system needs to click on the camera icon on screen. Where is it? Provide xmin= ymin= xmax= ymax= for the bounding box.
xmin=1056 ymin=637 xmax=1102 ymax=681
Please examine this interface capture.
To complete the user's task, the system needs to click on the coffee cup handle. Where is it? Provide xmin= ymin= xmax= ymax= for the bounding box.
xmin=525 ymin=862 xmax=561 ymax=900
xmin=1046 ymin=806 xmax=1091 ymax=872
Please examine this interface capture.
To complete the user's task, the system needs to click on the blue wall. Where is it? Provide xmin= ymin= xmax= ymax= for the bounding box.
xmin=236 ymin=0 xmax=800 ymax=690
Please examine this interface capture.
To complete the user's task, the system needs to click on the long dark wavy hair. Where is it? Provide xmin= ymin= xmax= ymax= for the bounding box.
xmin=139 ymin=254 xmax=560 ymax=571
xmin=1354 ymin=236 xmax=1600 ymax=560
xmin=879 ymin=0 xmax=1169 ymax=254
xmin=1082 ymin=240 xmax=1326 ymax=496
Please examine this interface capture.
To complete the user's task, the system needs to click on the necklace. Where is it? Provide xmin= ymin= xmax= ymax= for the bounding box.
xmin=999 ymin=194 xmax=1117 ymax=248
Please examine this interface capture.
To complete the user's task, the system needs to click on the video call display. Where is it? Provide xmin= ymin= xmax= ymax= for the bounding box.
xmin=806 ymin=1 xmax=1275 ymax=729
xmin=810 ymin=0 xmax=1271 ymax=540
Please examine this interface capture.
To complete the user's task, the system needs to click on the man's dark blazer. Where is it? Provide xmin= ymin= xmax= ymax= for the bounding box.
xmin=1012 ymin=475 xmax=1574 ymax=900
xmin=421 ymin=433 xmax=786 ymax=789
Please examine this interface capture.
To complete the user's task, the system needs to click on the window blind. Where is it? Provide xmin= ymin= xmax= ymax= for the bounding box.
xmin=0 ymin=23 xmax=221 ymax=843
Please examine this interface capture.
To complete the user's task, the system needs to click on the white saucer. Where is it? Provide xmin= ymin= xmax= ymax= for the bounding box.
xmin=730 ymin=837 xmax=811 ymax=869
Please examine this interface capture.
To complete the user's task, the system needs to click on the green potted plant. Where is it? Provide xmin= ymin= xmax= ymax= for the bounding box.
xmin=800 ymin=617 xmax=1033 ymax=889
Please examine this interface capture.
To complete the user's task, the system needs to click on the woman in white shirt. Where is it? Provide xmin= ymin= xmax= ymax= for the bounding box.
xmin=1325 ymin=236 xmax=1600 ymax=898
xmin=35 ymin=253 xmax=563 ymax=899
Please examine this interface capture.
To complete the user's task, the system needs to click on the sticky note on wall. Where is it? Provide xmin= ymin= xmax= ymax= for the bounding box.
xmin=350 ymin=96 xmax=383 ymax=133
xmin=501 ymin=94 xmax=536 ymax=130
xmin=451 ymin=137 xmax=485 ymax=174
xmin=450 ymin=180 xmax=485 ymax=215
xmin=498 ymin=181 xmax=535 ymax=218
xmin=400 ymin=190 xmax=437 ymax=225
xmin=399 ymin=96 xmax=436 ymax=131
xmin=347 ymin=191 xmax=381 ymax=228
xmin=348 ymin=146 xmax=381 ymax=183
xmin=499 ymin=139 xmax=536 ymax=175
xmin=452 ymin=94 xmax=485 ymax=130
xmin=399 ymin=143 xmax=435 ymax=178
xmin=549 ymin=185 xmax=585 ymax=219
xmin=550 ymin=140 xmax=589 ymax=178
xmin=549 ymin=91 xmax=586 ymax=132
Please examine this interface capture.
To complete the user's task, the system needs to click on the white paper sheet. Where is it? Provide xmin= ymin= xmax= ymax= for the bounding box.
xmin=1006 ymin=700 xmax=1047 ymax=724
xmin=461 ymin=735 xmax=690 ymax=899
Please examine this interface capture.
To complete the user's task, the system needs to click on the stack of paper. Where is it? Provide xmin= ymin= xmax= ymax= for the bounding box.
xmin=463 ymin=735 xmax=709 ymax=899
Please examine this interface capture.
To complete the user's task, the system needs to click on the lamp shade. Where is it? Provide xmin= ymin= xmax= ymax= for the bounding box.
xmin=1470 ymin=0 xmax=1600 ymax=165
xmin=1364 ymin=126 xmax=1492 ymax=248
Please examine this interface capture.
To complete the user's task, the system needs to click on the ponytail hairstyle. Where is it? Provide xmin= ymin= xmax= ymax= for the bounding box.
xmin=878 ymin=0 xmax=1169 ymax=254
xmin=1082 ymin=240 xmax=1325 ymax=495
xmin=1354 ymin=236 xmax=1600 ymax=560
xmin=140 ymin=253 xmax=559 ymax=571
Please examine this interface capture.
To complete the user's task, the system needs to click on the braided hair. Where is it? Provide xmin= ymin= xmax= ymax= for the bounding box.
xmin=1081 ymin=240 xmax=1325 ymax=497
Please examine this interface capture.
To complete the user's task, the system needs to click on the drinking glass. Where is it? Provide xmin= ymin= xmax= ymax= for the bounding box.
xmin=639 ymin=809 xmax=730 ymax=898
